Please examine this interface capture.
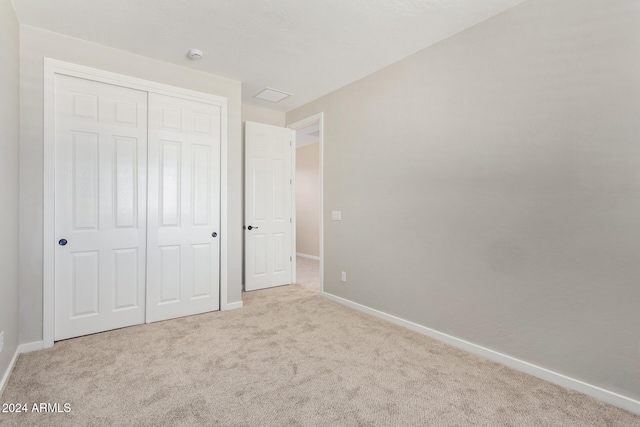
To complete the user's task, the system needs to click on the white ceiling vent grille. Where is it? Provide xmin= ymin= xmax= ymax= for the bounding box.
xmin=253 ymin=87 xmax=292 ymax=103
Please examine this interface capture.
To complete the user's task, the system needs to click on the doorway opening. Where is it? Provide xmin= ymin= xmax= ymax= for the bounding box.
xmin=289 ymin=114 xmax=323 ymax=293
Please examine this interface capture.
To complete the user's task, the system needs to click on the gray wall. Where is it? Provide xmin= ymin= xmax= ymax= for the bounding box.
xmin=287 ymin=0 xmax=640 ymax=400
xmin=0 ymin=0 xmax=20 ymax=384
xmin=19 ymin=26 xmax=243 ymax=344
xmin=241 ymin=104 xmax=285 ymax=127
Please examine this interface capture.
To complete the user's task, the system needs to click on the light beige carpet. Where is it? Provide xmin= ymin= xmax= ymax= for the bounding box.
xmin=1 ymin=284 xmax=639 ymax=426
xmin=296 ymin=256 xmax=320 ymax=291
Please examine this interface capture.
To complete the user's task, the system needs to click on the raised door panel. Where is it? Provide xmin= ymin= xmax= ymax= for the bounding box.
xmin=160 ymin=141 xmax=182 ymax=227
xmin=71 ymin=132 xmax=99 ymax=230
xmin=70 ymin=251 xmax=99 ymax=318
xmin=160 ymin=246 xmax=181 ymax=303
xmin=192 ymin=145 xmax=211 ymax=227
xmin=113 ymin=248 xmax=139 ymax=311
xmin=192 ymin=244 xmax=212 ymax=298
xmin=113 ymin=137 xmax=139 ymax=229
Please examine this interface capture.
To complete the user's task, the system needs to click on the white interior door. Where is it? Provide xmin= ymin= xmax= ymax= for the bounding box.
xmin=147 ymin=93 xmax=221 ymax=322
xmin=244 ymin=121 xmax=295 ymax=291
xmin=54 ymin=75 xmax=148 ymax=340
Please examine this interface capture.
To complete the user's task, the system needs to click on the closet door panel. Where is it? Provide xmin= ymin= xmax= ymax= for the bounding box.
xmin=147 ymin=93 xmax=221 ymax=322
xmin=54 ymin=75 xmax=147 ymax=340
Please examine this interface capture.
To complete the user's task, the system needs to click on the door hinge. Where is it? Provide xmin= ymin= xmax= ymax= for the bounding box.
xmin=290 ymin=178 xmax=292 ymax=184
xmin=290 ymin=256 xmax=292 ymax=261
xmin=290 ymin=140 xmax=292 ymax=146
xmin=290 ymin=218 xmax=292 ymax=223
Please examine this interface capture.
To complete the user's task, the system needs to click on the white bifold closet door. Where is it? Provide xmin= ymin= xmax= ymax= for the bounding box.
xmin=55 ymin=75 xmax=148 ymax=340
xmin=146 ymin=93 xmax=221 ymax=323
xmin=55 ymin=76 xmax=221 ymax=340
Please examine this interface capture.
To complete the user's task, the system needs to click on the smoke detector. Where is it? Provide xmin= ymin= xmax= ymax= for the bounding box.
xmin=188 ymin=49 xmax=204 ymax=60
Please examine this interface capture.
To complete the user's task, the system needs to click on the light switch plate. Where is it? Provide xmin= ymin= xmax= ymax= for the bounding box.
xmin=332 ymin=211 xmax=341 ymax=221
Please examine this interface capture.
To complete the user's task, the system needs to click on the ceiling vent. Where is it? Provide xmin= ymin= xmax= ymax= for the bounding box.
xmin=253 ymin=87 xmax=292 ymax=103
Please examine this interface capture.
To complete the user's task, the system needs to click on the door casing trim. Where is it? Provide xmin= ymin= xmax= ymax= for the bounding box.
xmin=287 ymin=113 xmax=324 ymax=294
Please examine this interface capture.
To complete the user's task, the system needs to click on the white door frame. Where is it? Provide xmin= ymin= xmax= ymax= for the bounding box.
xmin=287 ymin=113 xmax=324 ymax=293
xmin=43 ymin=58 xmax=229 ymax=348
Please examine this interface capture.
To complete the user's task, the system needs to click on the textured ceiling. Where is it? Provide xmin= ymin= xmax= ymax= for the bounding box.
xmin=12 ymin=0 xmax=526 ymax=112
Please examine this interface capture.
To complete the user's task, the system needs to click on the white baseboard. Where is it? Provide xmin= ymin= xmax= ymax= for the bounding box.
xmin=222 ymin=301 xmax=243 ymax=311
xmin=19 ymin=341 xmax=44 ymax=354
xmin=0 ymin=346 xmax=20 ymax=398
xmin=0 ymin=341 xmax=46 ymax=397
xmin=321 ymin=291 xmax=640 ymax=415
xmin=296 ymin=253 xmax=320 ymax=261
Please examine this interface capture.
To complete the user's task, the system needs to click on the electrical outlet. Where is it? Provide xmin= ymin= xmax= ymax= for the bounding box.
xmin=341 ymin=272 xmax=347 ymax=282
xmin=0 ymin=331 xmax=4 ymax=353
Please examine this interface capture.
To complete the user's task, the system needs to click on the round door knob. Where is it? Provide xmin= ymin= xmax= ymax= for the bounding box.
xmin=211 ymin=232 xmax=217 ymax=238
xmin=247 ymin=225 xmax=259 ymax=230
xmin=58 ymin=239 xmax=68 ymax=246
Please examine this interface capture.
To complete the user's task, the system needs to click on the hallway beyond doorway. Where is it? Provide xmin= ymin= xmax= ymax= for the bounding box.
xmin=296 ymin=256 xmax=319 ymax=291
